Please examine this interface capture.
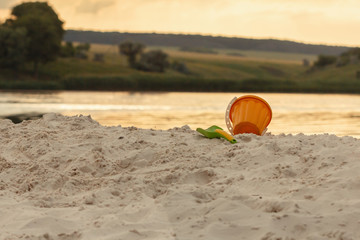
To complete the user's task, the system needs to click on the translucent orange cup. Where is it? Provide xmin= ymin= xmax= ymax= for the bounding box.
xmin=225 ymin=95 xmax=272 ymax=135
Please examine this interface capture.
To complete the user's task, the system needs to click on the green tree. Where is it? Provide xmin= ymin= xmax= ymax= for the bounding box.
xmin=60 ymin=42 xmax=76 ymax=58
xmin=0 ymin=26 xmax=27 ymax=70
xmin=137 ymin=50 xmax=169 ymax=72
xmin=75 ymin=42 xmax=91 ymax=59
xmin=118 ymin=41 xmax=145 ymax=68
xmin=313 ymin=55 xmax=337 ymax=68
xmin=9 ymin=1 xmax=64 ymax=76
xmin=341 ymin=48 xmax=360 ymax=59
xmin=76 ymin=42 xmax=91 ymax=52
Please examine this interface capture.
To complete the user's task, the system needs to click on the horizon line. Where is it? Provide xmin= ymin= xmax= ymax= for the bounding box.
xmin=64 ymin=28 xmax=359 ymax=48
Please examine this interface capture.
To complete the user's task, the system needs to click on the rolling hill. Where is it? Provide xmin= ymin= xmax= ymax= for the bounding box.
xmin=64 ymin=30 xmax=350 ymax=56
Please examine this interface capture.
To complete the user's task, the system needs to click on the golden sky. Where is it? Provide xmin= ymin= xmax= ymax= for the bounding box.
xmin=1 ymin=0 xmax=360 ymax=47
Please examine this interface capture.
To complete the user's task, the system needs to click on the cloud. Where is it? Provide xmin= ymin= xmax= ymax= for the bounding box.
xmin=76 ymin=0 xmax=115 ymax=14
xmin=0 ymin=0 xmax=18 ymax=9
xmin=287 ymin=10 xmax=360 ymax=45
xmin=24 ymin=0 xmax=360 ymax=46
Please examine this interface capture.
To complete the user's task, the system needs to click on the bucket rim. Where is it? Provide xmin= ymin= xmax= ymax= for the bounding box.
xmin=229 ymin=95 xmax=272 ymax=122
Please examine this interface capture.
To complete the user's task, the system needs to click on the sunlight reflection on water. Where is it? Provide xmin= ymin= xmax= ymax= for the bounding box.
xmin=1 ymin=91 xmax=360 ymax=137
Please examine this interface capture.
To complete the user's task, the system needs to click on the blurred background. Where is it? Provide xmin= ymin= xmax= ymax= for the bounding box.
xmin=1 ymin=0 xmax=360 ymax=137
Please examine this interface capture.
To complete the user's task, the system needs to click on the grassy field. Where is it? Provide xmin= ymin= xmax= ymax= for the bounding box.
xmin=0 ymin=43 xmax=359 ymax=93
xmin=90 ymin=43 xmax=317 ymax=65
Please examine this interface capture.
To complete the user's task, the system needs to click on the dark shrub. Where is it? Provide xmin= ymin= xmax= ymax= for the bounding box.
xmin=313 ymin=55 xmax=337 ymax=68
xmin=93 ymin=53 xmax=104 ymax=62
xmin=136 ymin=50 xmax=169 ymax=72
xmin=171 ymin=60 xmax=190 ymax=74
xmin=60 ymin=42 xmax=75 ymax=58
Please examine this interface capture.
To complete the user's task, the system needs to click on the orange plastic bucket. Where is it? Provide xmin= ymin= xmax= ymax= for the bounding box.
xmin=225 ymin=95 xmax=272 ymax=135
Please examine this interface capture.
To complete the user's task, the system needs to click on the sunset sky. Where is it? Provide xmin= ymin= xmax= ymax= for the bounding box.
xmin=1 ymin=0 xmax=360 ymax=47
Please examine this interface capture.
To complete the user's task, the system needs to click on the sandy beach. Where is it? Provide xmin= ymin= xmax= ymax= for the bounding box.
xmin=1 ymin=113 xmax=360 ymax=240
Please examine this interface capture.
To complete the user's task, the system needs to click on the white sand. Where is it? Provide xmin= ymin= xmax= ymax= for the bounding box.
xmin=0 ymin=113 xmax=360 ymax=240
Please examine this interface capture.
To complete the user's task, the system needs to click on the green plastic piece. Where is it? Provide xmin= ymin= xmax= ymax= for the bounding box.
xmin=196 ymin=125 xmax=237 ymax=144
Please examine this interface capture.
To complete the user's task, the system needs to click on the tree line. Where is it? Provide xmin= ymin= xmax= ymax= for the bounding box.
xmin=311 ymin=48 xmax=360 ymax=69
xmin=118 ymin=41 xmax=189 ymax=73
xmin=64 ymin=30 xmax=350 ymax=56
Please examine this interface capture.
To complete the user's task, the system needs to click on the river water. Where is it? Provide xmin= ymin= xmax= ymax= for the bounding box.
xmin=1 ymin=91 xmax=360 ymax=137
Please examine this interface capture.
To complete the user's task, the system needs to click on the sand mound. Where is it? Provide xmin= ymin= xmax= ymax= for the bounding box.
xmin=0 ymin=113 xmax=360 ymax=240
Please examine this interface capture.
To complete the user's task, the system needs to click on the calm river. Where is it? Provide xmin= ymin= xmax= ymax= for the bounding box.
xmin=1 ymin=91 xmax=360 ymax=137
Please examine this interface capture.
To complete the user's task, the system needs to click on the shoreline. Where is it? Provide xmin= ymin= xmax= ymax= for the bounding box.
xmin=1 ymin=77 xmax=360 ymax=94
